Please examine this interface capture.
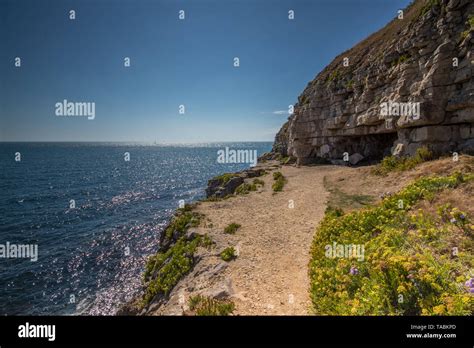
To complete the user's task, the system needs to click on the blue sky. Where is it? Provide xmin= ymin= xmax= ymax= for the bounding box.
xmin=0 ymin=0 xmax=411 ymax=143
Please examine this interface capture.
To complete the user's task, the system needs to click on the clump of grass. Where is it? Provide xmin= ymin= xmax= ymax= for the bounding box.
xmin=224 ymin=223 xmax=241 ymax=234
xmin=235 ymin=182 xmax=257 ymax=195
xmin=391 ymin=54 xmax=409 ymax=67
xmin=273 ymin=171 xmax=283 ymax=180
xmin=279 ymin=156 xmax=296 ymax=165
xmin=177 ymin=203 xmax=195 ymax=213
xmin=272 ymin=171 xmax=286 ymax=192
xmin=213 ymin=173 xmax=239 ymax=185
xmin=327 ymin=69 xmax=342 ymax=84
xmin=460 ymin=14 xmax=474 ymax=40
xmin=372 ymin=146 xmax=434 ymax=175
xmin=220 ymin=247 xmax=237 ymax=262
xmin=164 ymin=210 xmax=202 ymax=240
xmin=300 ymin=95 xmax=310 ymax=105
xmin=253 ymin=178 xmax=265 ymax=187
xmin=309 ymin=171 xmax=474 ymax=315
xmin=200 ymin=234 xmax=214 ymax=248
xmin=188 ymin=295 xmax=235 ymax=316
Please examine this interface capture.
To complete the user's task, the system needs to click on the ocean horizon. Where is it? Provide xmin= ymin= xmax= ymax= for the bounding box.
xmin=0 ymin=141 xmax=272 ymax=315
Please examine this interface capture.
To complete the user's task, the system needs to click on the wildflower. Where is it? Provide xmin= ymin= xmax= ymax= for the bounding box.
xmin=349 ymin=266 xmax=358 ymax=275
xmin=459 ymin=214 xmax=466 ymax=220
xmin=465 ymin=278 xmax=474 ymax=293
xmin=450 ymin=218 xmax=457 ymax=224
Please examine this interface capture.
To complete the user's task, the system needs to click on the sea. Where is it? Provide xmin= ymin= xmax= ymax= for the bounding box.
xmin=0 ymin=142 xmax=272 ymax=315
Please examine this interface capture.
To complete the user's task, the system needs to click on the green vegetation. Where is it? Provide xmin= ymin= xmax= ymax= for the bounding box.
xmin=300 ymin=95 xmax=310 ymax=105
xmin=372 ymin=146 xmax=434 ymax=175
xmin=235 ymin=182 xmax=257 ymax=194
xmin=213 ymin=173 xmax=239 ymax=185
xmin=199 ymin=234 xmax=215 ymax=248
xmin=272 ymin=171 xmax=286 ymax=192
xmin=419 ymin=0 xmax=440 ymax=18
xmin=327 ymin=70 xmax=342 ymax=84
xmin=323 ymin=177 xmax=375 ymax=211
xmin=235 ymin=178 xmax=265 ymax=195
xmin=142 ymin=235 xmax=206 ymax=306
xmin=309 ymin=172 xmax=474 ymax=315
xmin=273 ymin=171 xmax=283 ymax=180
xmin=461 ymin=14 xmax=474 ymax=40
xmin=345 ymin=79 xmax=354 ymax=89
xmin=278 ymin=155 xmax=296 ymax=165
xmin=163 ymin=210 xmax=202 ymax=240
xmin=224 ymin=223 xmax=241 ymax=234
xmin=253 ymin=178 xmax=265 ymax=187
xmin=220 ymin=247 xmax=237 ymax=262
xmin=188 ymin=295 xmax=235 ymax=316
xmin=392 ymin=54 xmax=409 ymax=67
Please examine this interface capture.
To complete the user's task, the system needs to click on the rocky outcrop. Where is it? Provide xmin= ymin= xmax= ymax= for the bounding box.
xmin=206 ymin=168 xmax=266 ymax=198
xmin=274 ymin=0 xmax=474 ymax=164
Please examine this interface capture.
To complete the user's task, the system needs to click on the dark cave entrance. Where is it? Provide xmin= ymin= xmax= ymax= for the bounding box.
xmin=334 ymin=132 xmax=398 ymax=163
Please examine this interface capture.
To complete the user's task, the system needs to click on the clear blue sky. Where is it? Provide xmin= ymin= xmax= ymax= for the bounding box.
xmin=0 ymin=0 xmax=411 ymax=143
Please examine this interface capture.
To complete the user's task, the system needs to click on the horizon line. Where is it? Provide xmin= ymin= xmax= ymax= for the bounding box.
xmin=0 ymin=140 xmax=274 ymax=144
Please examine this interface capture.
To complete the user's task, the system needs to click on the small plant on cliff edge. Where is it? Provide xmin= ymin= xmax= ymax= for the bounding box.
xmin=220 ymin=247 xmax=237 ymax=261
xmin=213 ymin=173 xmax=239 ymax=185
xmin=164 ymin=210 xmax=202 ymax=240
xmin=188 ymin=295 xmax=235 ymax=316
xmin=235 ymin=182 xmax=257 ymax=195
xmin=272 ymin=171 xmax=286 ymax=192
xmin=224 ymin=223 xmax=241 ymax=234
xmin=253 ymin=178 xmax=265 ymax=187
xmin=460 ymin=14 xmax=474 ymax=39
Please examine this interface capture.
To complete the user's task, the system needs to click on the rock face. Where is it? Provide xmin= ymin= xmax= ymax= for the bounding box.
xmin=274 ymin=0 xmax=474 ymax=164
xmin=206 ymin=168 xmax=265 ymax=198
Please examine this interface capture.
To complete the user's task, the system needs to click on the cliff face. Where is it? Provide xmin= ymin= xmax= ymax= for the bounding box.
xmin=275 ymin=0 xmax=474 ymax=165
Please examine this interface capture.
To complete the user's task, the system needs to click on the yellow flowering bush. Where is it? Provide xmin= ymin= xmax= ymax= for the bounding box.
xmin=309 ymin=172 xmax=474 ymax=315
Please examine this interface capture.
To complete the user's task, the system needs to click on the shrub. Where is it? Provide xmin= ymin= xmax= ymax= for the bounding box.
xmin=213 ymin=173 xmax=239 ymax=185
xmin=224 ymin=223 xmax=241 ymax=234
xmin=220 ymin=247 xmax=237 ymax=262
xmin=235 ymin=182 xmax=257 ymax=195
xmin=273 ymin=171 xmax=283 ymax=180
xmin=272 ymin=172 xmax=286 ymax=192
xmin=142 ymin=235 xmax=204 ymax=306
xmin=460 ymin=14 xmax=474 ymax=40
xmin=164 ymin=211 xmax=202 ymax=240
xmin=253 ymin=178 xmax=265 ymax=187
xmin=372 ymin=146 xmax=434 ymax=175
xmin=188 ymin=295 xmax=235 ymax=316
xmin=392 ymin=54 xmax=409 ymax=67
xmin=309 ymin=172 xmax=474 ymax=315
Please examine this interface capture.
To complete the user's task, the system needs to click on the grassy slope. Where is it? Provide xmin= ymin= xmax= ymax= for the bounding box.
xmin=310 ymin=156 xmax=474 ymax=315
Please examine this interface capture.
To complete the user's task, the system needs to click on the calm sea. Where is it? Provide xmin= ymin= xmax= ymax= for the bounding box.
xmin=0 ymin=142 xmax=272 ymax=315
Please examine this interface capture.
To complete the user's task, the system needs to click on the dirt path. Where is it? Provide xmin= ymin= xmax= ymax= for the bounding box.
xmin=194 ymin=164 xmax=337 ymax=315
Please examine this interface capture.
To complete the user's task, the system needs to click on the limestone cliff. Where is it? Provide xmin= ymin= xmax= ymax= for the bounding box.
xmin=274 ymin=0 xmax=474 ymax=165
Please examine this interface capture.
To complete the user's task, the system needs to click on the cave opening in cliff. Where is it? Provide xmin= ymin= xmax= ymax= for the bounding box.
xmin=342 ymin=132 xmax=398 ymax=163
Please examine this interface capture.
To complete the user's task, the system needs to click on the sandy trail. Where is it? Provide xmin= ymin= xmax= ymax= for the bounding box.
xmin=195 ymin=164 xmax=337 ymax=315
